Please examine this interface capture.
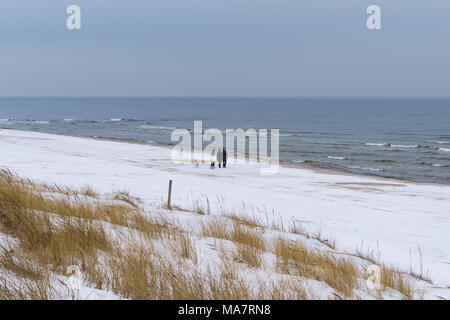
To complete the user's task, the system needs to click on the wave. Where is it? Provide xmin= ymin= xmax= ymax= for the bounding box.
xmin=107 ymin=118 xmax=139 ymax=122
xmin=279 ymin=134 xmax=295 ymax=137
xmin=108 ymin=118 xmax=140 ymax=122
xmin=390 ymin=144 xmax=419 ymax=148
xmin=432 ymin=163 xmax=447 ymax=167
xmin=79 ymin=120 xmax=102 ymax=124
xmin=327 ymin=156 xmax=346 ymax=160
xmin=19 ymin=119 xmax=51 ymax=125
xmin=348 ymin=165 xmax=384 ymax=172
xmin=426 ymin=140 xmax=450 ymax=145
xmin=291 ymin=160 xmax=305 ymax=163
xmin=372 ymin=159 xmax=395 ymax=163
xmin=139 ymin=125 xmax=176 ymax=130
xmin=366 ymin=142 xmax=389 ymax=146
xmin=366 ymin=142 xmax=420 ymax=149
xmin=439 ymin=148 xmax=450 ymax=152
xmin=297 ymin=160 xmax=315 ymax=165
xmin=420 ymin=162 xmax=448 ymax=167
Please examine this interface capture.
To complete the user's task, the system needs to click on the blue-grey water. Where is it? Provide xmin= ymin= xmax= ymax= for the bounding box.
xmin=1 ymin=98 xmax=449 ymax=184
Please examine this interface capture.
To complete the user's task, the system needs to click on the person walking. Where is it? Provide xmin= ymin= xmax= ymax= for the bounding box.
xmin=222 ymin=148 xmax=227 ymax=168
xmin=216 ymin=148 xmax=223 ymax=168
xmin=210 ymin=149 xmax=216 ymax=169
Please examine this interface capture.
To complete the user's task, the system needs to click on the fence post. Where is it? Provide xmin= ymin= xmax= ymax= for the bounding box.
xmin=167 ymin=179 xmax=173 ymax=210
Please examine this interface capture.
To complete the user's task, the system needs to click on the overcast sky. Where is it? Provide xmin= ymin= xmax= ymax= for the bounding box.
xmin=0 ymin=0 xmax=449 ymax=97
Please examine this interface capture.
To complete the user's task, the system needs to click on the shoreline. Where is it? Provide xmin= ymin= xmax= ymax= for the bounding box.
xmin=2 ymin=127 xmax=447 ymax=188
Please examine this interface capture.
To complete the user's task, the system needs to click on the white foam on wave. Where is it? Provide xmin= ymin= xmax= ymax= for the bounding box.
xmin=139 ymin=125 xmax=176 ymax=130
xmin=110 ymin=118 xmax=122 ymax=122
xmin=432 ymin=163 xmax=445 ymax=167
xmin=439 ymin=148 xmax=450 ymax=152
xmin=348 ymin=165 xmax=384 ymax=172
xmin=64 ymin=119 xmax=75 ymax=122
xmin=426 ymin=140 xmax=450 ymax=145
xmin=34 ymin=121 xmax=49 ymax=124
xmin=279 ymin=134 xmax=295 ymax=137
xmin=366 ymin=142 xmax=389 ymax=146
xmin=239 ymin=132 xmax=293 ymax=137
xmin=327 ymin=156 xmax=346 ymax=160
xmin=390 ymin=144 xmax=419 ymax=148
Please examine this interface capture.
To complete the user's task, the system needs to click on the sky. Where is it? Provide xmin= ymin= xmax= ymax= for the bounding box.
xmin=0 ymin=0 xmax=449 ymax=97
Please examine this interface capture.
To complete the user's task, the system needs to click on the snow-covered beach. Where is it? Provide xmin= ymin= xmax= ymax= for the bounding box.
xmin=1 ymin=128 xmax=449 ymax=295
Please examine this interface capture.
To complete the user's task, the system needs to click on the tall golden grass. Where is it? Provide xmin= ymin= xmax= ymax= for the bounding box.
xmin=0 ymin=169 xmax=423 ymax=300
xmin=273 ymin=238 xmax=358 ymax=298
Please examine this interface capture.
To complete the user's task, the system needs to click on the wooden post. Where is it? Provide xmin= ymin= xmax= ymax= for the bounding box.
xmin=167 ymin=179 xmax=173 ymax=210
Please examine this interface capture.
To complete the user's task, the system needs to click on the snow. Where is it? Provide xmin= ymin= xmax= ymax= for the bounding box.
xmin=1 ymin=128 xmax=449 ymax=292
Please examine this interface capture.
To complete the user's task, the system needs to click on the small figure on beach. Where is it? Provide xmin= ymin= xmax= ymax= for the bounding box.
xmin=193 ymin=160 xmax=200 ymax=168
xmin=216 ymin=148 xmax=223 ymax=168
xmin=210 ymin=149 xmax=216 ymax=169
xmin=223 ymin=148 xmax=227 ymax=168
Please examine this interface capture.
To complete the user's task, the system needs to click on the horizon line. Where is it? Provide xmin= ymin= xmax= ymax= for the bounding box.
xmin=1 ymin=96 xmax=449 ymax=99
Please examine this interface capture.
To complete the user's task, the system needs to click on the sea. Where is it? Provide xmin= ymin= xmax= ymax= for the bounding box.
xmin=1 ymin=97 xmax=449 ymax=184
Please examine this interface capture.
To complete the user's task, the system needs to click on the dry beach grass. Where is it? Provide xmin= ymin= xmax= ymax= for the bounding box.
xmin=0 ymin=169 xmax=426 ymax=300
